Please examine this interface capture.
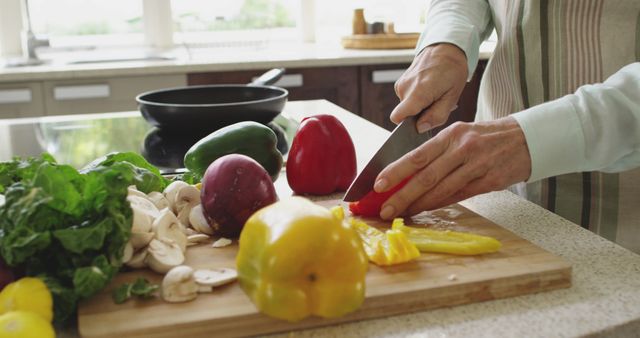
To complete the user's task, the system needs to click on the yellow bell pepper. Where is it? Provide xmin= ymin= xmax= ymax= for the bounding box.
xmin=392 ymin=218 xmax=502 ymax=255
xmin=0 ymin=277 xmax=53 ymax=322
xmin=349 ymin=216 xmax=420 ymax=266
xmin=236 ymin=197 xmax=368 ymax=322
xmin=0 ymin=311 xmax=55 ymax=338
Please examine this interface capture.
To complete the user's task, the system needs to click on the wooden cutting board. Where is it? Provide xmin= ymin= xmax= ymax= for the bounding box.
xmin=78 ymin=200 xmax=571 ymax=338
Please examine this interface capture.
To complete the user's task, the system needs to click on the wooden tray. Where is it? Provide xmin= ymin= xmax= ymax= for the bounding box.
xmin=341 ymin=33 xmax=420 ymax=49
xmin=78 ymin=201 xmax=571 ymax=338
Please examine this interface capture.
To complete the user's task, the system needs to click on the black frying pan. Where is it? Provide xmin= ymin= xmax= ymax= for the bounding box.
xmin=136 ymin=68 xmax=288 ymax=131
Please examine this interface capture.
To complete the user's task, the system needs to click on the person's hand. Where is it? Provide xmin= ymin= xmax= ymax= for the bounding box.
xmin=391 ymin=43 xmax=468 ymax=133
xmin=374 ymin=117 xmax=532 ymax=219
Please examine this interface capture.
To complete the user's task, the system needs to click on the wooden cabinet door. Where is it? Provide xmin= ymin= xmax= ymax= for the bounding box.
xmin=359 ymin=63 xmax=408 ymax=131
xmin=359 ymin=61 xmax=486 ymax=132
xmin=187 ymin=66 xmax=360 ymax=115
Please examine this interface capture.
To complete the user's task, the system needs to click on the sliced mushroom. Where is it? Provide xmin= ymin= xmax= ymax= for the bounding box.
xmin=187 ymin=234 xmax=210 ymax=246
xmin=126 ymin=249 xmax=148 ymax=269
xmin=153 ymin=208 xmax=188 ymax=252
xmin=163 ymin=181 xmax=190 ymax=213
xmin=127 ymin=185 xmax=149 ymax=199
xmin=174 ymin=185 xmax=200 ymax=213
xmin=161 ymin=265 xmax=199 ymax=303
xmin=146 ymin=239 xmax=185 ymax=274
xmin=177 ymin=208 xmax=192 ymax=229
xmin=194 ymin=268 xmax=237 ymax=289
xmin=184 ymin=227 xmax=199 ymax=236
xmin=212 ymin=237 xmax=232 ymax=248
xmin=130 ymin=231 xmax=155 ymax=250
xmin=128 ymin=195 xmax=160 ymax=233
xmin=189 ymin=205 xmax=214 ymax=235
xmin=121 ymin=241 xmax=134 ymax=264
xmin=147 ymin=191 xmax=170 ymax=210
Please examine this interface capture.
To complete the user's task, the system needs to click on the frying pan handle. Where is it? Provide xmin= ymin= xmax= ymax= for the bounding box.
xmin=250 ymin=68 xmax=286 ymax=86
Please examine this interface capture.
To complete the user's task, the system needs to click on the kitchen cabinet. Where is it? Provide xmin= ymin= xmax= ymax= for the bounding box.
xmin=188 ymin=66 xmax=360 ymax=114
xmin=0 ymin=82 xmax=45 ymax=118
xmin=188 ymin=61 xmax=486 ymax=132
xmin=43 ymin=74 xmax=186 ymax=115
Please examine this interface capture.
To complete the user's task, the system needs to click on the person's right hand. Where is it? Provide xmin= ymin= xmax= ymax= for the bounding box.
xmin=391 ymin=43 xmax=469 ymax=133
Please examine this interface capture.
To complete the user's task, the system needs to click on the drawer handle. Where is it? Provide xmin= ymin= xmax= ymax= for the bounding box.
xmin=0 ymin=88 xmax=32 ymax=104
xmin=252 ymin=74 xmax=303 ymax=88
xmin=372 ymin=69 xmax=406 ymax=84
xmin=53 ymin=84 xmax=110 ymax=101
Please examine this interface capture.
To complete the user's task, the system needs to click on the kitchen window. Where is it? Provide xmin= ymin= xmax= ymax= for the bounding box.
xmin=0 ymin=0 xmax=428 ymax=59
xmin=28 ymin=0 xmax=145 ymax=48
xmin=172 ymin=0 xmax=299 ymax=49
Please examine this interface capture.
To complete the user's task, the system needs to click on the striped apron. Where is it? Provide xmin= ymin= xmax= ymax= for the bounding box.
xmin=476 ymin=0 xmax=640 ymax=252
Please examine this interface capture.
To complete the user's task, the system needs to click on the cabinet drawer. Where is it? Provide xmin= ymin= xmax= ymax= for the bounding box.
xmin=0 ymin=82 xmax=45 ymax=118
xmin=43 ymin=74 xmax=187 ymax=116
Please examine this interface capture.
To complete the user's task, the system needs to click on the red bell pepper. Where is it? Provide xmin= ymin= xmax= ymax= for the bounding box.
xmin=348 ymin=176 xmax=412 ymax=217
xmin=286 ymin=114 xmax=356 ymax=195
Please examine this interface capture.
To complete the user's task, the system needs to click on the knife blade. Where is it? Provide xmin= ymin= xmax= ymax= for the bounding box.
xmin=343 ymin=113 xmax=433 ymax=202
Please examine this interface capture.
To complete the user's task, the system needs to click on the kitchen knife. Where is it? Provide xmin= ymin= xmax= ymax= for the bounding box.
xmin=343 ymin=113 xmax=433 ymax=202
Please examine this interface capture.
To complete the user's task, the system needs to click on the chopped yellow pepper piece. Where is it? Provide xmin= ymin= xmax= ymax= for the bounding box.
xmin=392 ymin=218 xmax=502 ymax=255
xmin=349 ymin=216 xmax=420 ymax=266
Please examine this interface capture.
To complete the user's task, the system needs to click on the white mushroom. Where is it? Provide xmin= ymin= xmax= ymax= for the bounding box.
xmin=153 ymin=208 xmax=188 ymax=252
xmin=130 ymin=231 xmax=155 ymax=250
xmin=175 ymin=185 xmax=201 ymax=227
xmin=174 ymin=185 xmax=200 ymax=213
xmin=189 ymin=205 xmax=214 ymax=235
xmin=147 ymin=191 xmax=170 ymax=210
xmin=193 ymin=268 xmax=237 ymax=292
xmin=127 ymin=195 xmax=160 ymax=233
xmin=163 ymin=181 xmax=190 ymax=213
xmin=0 ymin=194 xmax=5 ymax=208
xmin=127 ymin=185 xmax=149 ymax=200
xmin=184 ymin=227 xmax=199 ymax=236
xmin=187 ymin=234 xmax=210 ymax=246
xmin=212 ymin=238 xmax=232 ymax=248
xmin=121 ymin=241 xmax=134 ymax=264
xmin=126 ymin=249 xmax=148 ymax=269
xmin=161 ymin=265 xmax=199 ymax=303
xmin=146 ymin=239 xmax=185 ymax=274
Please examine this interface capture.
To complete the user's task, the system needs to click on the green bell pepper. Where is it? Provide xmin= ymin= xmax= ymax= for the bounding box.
xmin=184 ymin=121 xmax=283 ymax=182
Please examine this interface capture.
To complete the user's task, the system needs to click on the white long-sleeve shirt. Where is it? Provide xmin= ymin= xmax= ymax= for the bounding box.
xmin=416 ymin=0 xmax=640 ymax=252
xmin=418 ymin=0 xmax=640 ymax=182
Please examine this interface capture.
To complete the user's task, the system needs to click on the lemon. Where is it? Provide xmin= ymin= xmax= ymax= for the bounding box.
xmin=0 ymin=278 xmax=53 ymax=322
xmin=0 ymin=311 xmax=55 ymax=338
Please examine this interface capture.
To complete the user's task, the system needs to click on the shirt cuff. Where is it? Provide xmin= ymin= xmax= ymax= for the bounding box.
xmin=512 ymin=98 xmax=586 ymax=182
xmin=415 ymin=17 xmax=480 ymax=82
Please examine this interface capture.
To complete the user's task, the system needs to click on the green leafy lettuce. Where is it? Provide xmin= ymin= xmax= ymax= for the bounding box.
xmin=111 ymin=277 xmax=159 ymax=304
xmin=0 ymin=152 xmax=169 ymax=324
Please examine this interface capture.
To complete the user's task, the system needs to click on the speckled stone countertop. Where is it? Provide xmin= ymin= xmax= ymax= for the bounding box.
xmin=0 ymin=41 xmax=496 ymax=83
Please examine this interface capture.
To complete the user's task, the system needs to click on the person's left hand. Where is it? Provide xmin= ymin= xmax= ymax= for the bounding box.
xmin=374 ymin=117 xmax=532 ymax=219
